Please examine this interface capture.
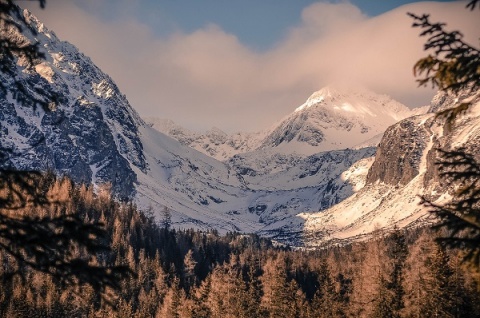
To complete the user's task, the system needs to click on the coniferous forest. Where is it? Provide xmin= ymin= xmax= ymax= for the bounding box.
xmin=1 ymin=174 xmax=479 ymax=317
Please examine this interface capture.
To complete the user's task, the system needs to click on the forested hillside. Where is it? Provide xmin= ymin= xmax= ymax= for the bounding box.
xmin=1 ymin=174 xmax=479 ymax=317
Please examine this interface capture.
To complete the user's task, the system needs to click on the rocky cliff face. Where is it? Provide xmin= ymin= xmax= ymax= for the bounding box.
xmin=0 ymin=9 xmax=145 ymax=199
xmin=365 ymin=88 xmax=480 ymax=191
xmin=365 ymin=117 xmax=432 ymax=186
xmin=422 ymin=89 xmax=480 ymax=196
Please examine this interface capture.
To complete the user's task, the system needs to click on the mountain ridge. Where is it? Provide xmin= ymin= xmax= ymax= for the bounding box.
xmin=146 ymin=85 xmax=427 ymax=160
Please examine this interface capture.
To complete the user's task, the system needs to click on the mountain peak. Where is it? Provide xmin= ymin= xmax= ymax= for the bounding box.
xmin=297 ymin=86 xmax=336 ymax=112
xmin=261 ymin=85 xmax=414 ymax=155
xmin=206 ymin=126 xmax=227 ymax=136
xmin=294 ymin=85 xmax=411 ymax=118
xmin=296 ymin=85 xmax=374 ymax=112
xmin=309 ymin=85 xmax=339 ymax=100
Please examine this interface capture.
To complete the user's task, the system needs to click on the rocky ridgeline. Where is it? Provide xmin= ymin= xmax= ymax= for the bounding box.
xmin=0 ymin=9 xmax=146 ymax=199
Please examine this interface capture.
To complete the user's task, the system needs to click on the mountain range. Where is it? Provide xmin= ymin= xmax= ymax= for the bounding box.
xmin=145 ymin=86 xmax=427 ymax=160
xmin=2 ymin=9 xmax=478 ymax=246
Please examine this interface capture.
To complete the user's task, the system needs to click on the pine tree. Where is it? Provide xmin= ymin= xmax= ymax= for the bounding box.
xmin=260 ymin=254 xmax=302 ymax=318
xmin=243 ymin=254 xmax=263 ymax=318
xmin=191 ymin=276 xmax=212 ymax=318
xmin=422 ymin=243 xmax=458 ymax=317
xmin=158 ymin=276 xmax=184 ymax=318
xmin=310 ymin=261 xmax=344 ymax=318
xmin=371 ymin=229 xmax=408 ymax=318
xmin=161 ymin=206 xmax=172 ymax=230
xmin=183 ymin=249 xmax=197 ymax=294
xmin=348 ymin=231 xmax=384 ymax=317
xmin=402 ymin=232 xmax=432 ymax=318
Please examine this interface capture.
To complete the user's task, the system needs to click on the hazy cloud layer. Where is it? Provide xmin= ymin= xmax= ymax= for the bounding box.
xmin=24 ymin=1 xmax=480 ymax=132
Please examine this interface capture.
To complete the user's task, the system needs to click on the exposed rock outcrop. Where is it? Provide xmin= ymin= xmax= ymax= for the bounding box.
xmin=366 ymin=116 xmax=432 ymax=186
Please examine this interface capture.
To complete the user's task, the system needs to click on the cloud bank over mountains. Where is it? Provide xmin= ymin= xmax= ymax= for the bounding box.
xmin=25 ymin=1 xmax=480 ymax=132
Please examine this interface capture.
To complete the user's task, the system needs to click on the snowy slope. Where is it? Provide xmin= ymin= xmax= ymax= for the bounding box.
xmin=133 ymin=125 xmax=263 ymax=233
xmin=226 ymin=147 xmax=375 ymax=191
xmin=144 ymin=117 xmax=267 ymax=161
xmin=134 ymin=122 xmax=376 ymax=236
xmin=300 ymin=90 xmax=480 ymax=246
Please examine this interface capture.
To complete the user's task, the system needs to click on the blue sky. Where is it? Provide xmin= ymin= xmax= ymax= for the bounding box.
xmin=141 ymin=0 xmax=455 ymax=49
xmin=59 ymin=0 xmax=456 ymax=50
xmin=23 ymin=1 xmax=479 ymax=132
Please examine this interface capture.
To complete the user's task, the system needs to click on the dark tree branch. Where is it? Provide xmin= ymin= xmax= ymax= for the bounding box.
xmin=408 ymin=12 xmax=480 ymax=95
xmin=466 ymin=0 xmax=480 ymax=10
xmin=410 ymin=2 xmax=480 ymax=269
xmin=0 ymin=212 xmax=132 ymax=289
xmin=1 ymin=2 xmax=134 ymax=302
xmin=0 ymin=0 xmax=62 ymax=111
xmin=420 ymin=149 xmax=480 ymax=267
xmin=0 ymin=170 xmax=56 ymax=209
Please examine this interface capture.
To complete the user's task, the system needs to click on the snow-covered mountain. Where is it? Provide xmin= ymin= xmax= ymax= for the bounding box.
xmin=300 ymin=89 xmax=480 ymax=246
xmin=144 ymin=117 xmax=267 ymax=161
xmin=146 ymin=86 xmax=425 ymax=160
xmin=260 ymin=86 xmax=415 ymax=156
xmin=0 ymin=10 xmax=146 ymax=200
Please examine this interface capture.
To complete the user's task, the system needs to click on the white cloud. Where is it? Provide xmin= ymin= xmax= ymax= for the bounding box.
xmin=23 ymin=1 xmax=480 ymax=132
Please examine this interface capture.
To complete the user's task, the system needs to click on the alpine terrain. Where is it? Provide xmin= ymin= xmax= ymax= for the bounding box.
xmin=2 ymin=8 xmax=474 ymax=246
xmin=301 ymin=88 xmax=480 ymax=246
xmin=146 ymin=85 xmax=426 ymax=160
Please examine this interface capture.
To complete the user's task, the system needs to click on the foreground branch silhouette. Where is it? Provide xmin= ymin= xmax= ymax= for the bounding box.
xmin=0 ymin=171 xmax=134 ymax=305
xmin=410 ymin=0 xmax=480 ymax=268
xmin=0 ymin=0 xmax=61 ymax=112
xmin=420 ymin=149 xmax=480 ymax=267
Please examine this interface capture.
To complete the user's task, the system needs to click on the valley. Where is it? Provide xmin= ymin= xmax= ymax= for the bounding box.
xmin=1 ymin=2 xmax=480 ymax=317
